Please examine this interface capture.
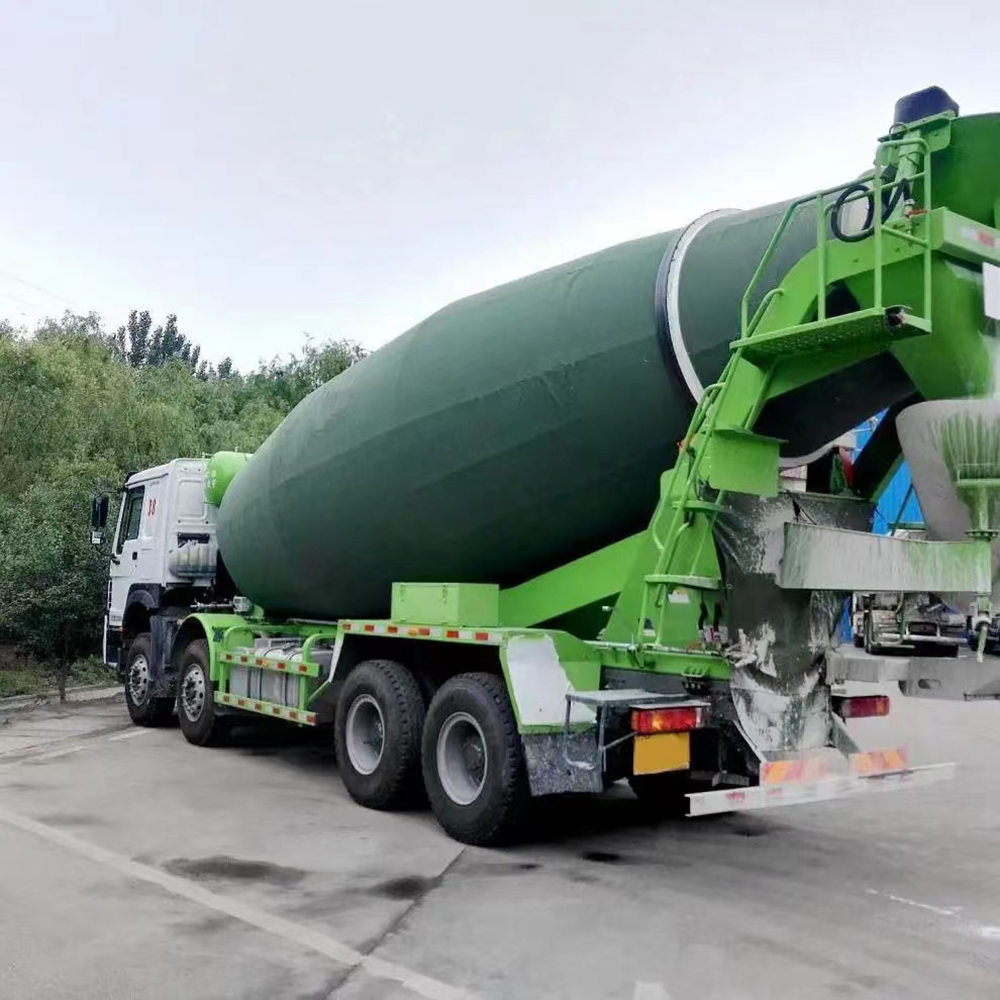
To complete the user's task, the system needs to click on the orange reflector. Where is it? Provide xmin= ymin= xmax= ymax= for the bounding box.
xmin=835 ymin=695 xmax=890 ymax=719
xmin=240 ymin=656 xmax=248 ymax=664
xmin=277 ymin=662 xmax=286 ymax=670
xmin=289 ymin=710 xmax=298 ymax=720
xmin=475 ymin=631 xmax=489 ymax=641
xmin=418 ymin=627 xmax=431 ymax=636
xmin=446 ymin=629 xmax=460 ymax=639
xmin=387 ymin=625 xmax=398 ymax=634
xmin=254 ymin=702 xmax=262 ymax=711
xmin=237 ymin=698 xmax=246 ymax=707
xmin=850 ymin=747 xmax=908 ymax=775
xmin=363 ymin=624 xmax=375 ymax=633
xmin=761 ymin=757 xmax=828 ymax=784
xmin=631 ymin=705 xmax=704 ymax=734
xmin=343 ymin=622 xmax=352 ymax=631
xmin=298 ymin=664 xmax=308 ymax=672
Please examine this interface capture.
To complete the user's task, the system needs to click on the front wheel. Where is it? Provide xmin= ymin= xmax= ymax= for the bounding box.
xmin=123 ymin=633 xmax=174 ymax=727
xmin=177 ymin=640 xmax=226 ymax=746
xmin=422 ymin=673 xmax=530 ymax=846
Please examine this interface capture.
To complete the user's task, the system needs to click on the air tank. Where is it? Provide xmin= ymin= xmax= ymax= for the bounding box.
xmin=218 ymin=111 xmax=999 ymax=620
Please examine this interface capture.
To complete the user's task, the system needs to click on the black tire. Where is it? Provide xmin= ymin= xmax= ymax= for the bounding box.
xmin=176 ymin=639 xmax=226 ymax=747
xmin=123 ymin=633 xmax=174 ymax=727
xmin=852 ymin=632 xmax=864 ymax=649
xmin=863 ymin=619 xmax=880 ymax=655
xmin=421 ymin=672 xmax=530 ymax=846
xmin=629 ymin=771 xmax=694 ymax=819
xmin=334 ymin=660 xmax=426 ymax=810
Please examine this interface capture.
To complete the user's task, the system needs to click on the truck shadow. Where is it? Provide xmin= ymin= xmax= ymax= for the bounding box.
xmin=217 ymin=718 xmax=781 ymax=841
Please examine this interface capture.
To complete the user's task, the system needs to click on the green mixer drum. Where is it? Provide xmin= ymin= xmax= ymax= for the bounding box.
xmin=217 ymin=199 xmax=894 ymax=619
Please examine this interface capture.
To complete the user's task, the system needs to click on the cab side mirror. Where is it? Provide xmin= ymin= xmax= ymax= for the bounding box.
xmin=91 ymin=494 xmax=109 ymax=544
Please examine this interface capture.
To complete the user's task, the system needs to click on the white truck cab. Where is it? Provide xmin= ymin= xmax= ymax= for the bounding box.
xmin=97 ymin=458 xmax=230 ymax=722
xmin=107 ymin=459 xmax=218 ymax=630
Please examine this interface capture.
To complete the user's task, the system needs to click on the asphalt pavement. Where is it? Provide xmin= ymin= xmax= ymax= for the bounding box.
xmin=1 ymin=686 xmax=999 ymax=999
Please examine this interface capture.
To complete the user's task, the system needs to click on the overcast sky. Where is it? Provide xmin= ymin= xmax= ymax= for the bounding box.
xmin=1 ymin=1 xmax=998 ymax=369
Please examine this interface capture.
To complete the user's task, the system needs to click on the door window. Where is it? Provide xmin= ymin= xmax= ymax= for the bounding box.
xmin=116 ymin=487 xmax=145 ymax=554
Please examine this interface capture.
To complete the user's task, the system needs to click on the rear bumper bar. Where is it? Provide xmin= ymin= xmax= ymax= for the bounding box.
xmin=686 ymin=762 xmax=956 ymax=817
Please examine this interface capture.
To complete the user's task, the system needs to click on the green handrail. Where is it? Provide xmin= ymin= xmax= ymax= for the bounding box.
xmin=639 ymin=122 xmax=936 ymax=657
xmin=741 ymin=127 xmax=933 ymax=342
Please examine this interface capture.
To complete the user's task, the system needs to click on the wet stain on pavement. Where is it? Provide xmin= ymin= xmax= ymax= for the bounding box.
xmin=0 ymin=781 xmax=44 ymax=792
xmin=730 ymin=819 xmax=770 ymax=838
xmin=371 ymin=874 xmax=437 ymax=900
xmin=35 ymin=812 xmax=107 ymax=827
xmin=581 ymin=850 xmax=625 ymax=864
xmin=463 ymin=860 xmax=541 ymax=876
xmin=174 ymin=915 xmax=239 ymax=936
xmin=164 ymin=855 xmax=306 ymax=886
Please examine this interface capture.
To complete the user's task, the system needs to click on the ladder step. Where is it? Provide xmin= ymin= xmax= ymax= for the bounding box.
xmin=645 ymin=574 xmax=722 ymax=590
xmin=216 ymin=691 xmax=317 ymax=725
xmin=730 ymin=306 xmax=929 ymax=365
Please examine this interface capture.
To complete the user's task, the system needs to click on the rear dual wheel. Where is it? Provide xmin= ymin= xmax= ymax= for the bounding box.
xmin=335 ymin=660 xmax=426 ymax=810
xmin=336 ymin=664 xmax=530 ymax=845
xmin=422 ymin=673 xmax=530 ymax=846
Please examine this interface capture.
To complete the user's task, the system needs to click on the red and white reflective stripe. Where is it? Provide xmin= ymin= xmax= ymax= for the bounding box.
xmin=216 ymin=691 xmax=316 ymax=726
xmin=221 ymin=651 xmax=310 ymax=673
xmin=341 ymin=621 xmax=501 ymax=643
xmin=687 ymin=761 xmax=955 ymax=817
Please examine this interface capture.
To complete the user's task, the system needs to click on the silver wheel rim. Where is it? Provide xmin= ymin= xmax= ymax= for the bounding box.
xmin=345 ymin=694 xmax=385 ymax=775
xmin=437 ymin=711 xmax=487 ymax=806
xmin=181 ymin=664 xmax=207 ymax=722
xmin=128 ymin=654 xmax=150 ymax=705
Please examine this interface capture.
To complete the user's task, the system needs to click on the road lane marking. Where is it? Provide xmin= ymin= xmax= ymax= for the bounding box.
xmin=865 ymin=888 xmax=960 ymax=917
xmin=0 ymin=805 xmax=477 ymax=1000
xmin=28 ymin=744 xmax=87 ymax=762
xmin=866 ymin=888 xmax=1000 ymax=943
xmin=0 ymin=724 xmax=136 ymax=764
xmin=107 ymin=728 xmax=154 ymax=742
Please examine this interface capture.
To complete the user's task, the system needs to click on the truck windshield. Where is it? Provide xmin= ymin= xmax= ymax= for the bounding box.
xmin=116 ymin=486 xmax=145 ymax=554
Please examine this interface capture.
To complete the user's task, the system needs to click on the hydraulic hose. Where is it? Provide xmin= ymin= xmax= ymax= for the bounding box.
xmin=831 ymin=170 xmax=911 ymax=243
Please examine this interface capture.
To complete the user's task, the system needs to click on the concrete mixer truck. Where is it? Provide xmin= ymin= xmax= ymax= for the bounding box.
xmin=93 ymin=87 xmax=1000 ymax=845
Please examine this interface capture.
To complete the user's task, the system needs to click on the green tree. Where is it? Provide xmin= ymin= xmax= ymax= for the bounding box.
xmin=0 ymin=460 xmax=119 ymax=700
xmin=0 ymin=310 xmax=366 ymax=674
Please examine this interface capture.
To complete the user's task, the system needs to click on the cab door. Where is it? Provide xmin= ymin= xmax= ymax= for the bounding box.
xmin=108 ymin=484 xmax=146 ymax=627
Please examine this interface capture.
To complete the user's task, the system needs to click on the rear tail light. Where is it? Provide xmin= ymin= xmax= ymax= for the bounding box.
xmin=833 ymin=694 xmax=890 ymax=719
xmin=631 ymin=705 xmax=705 ymax=734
